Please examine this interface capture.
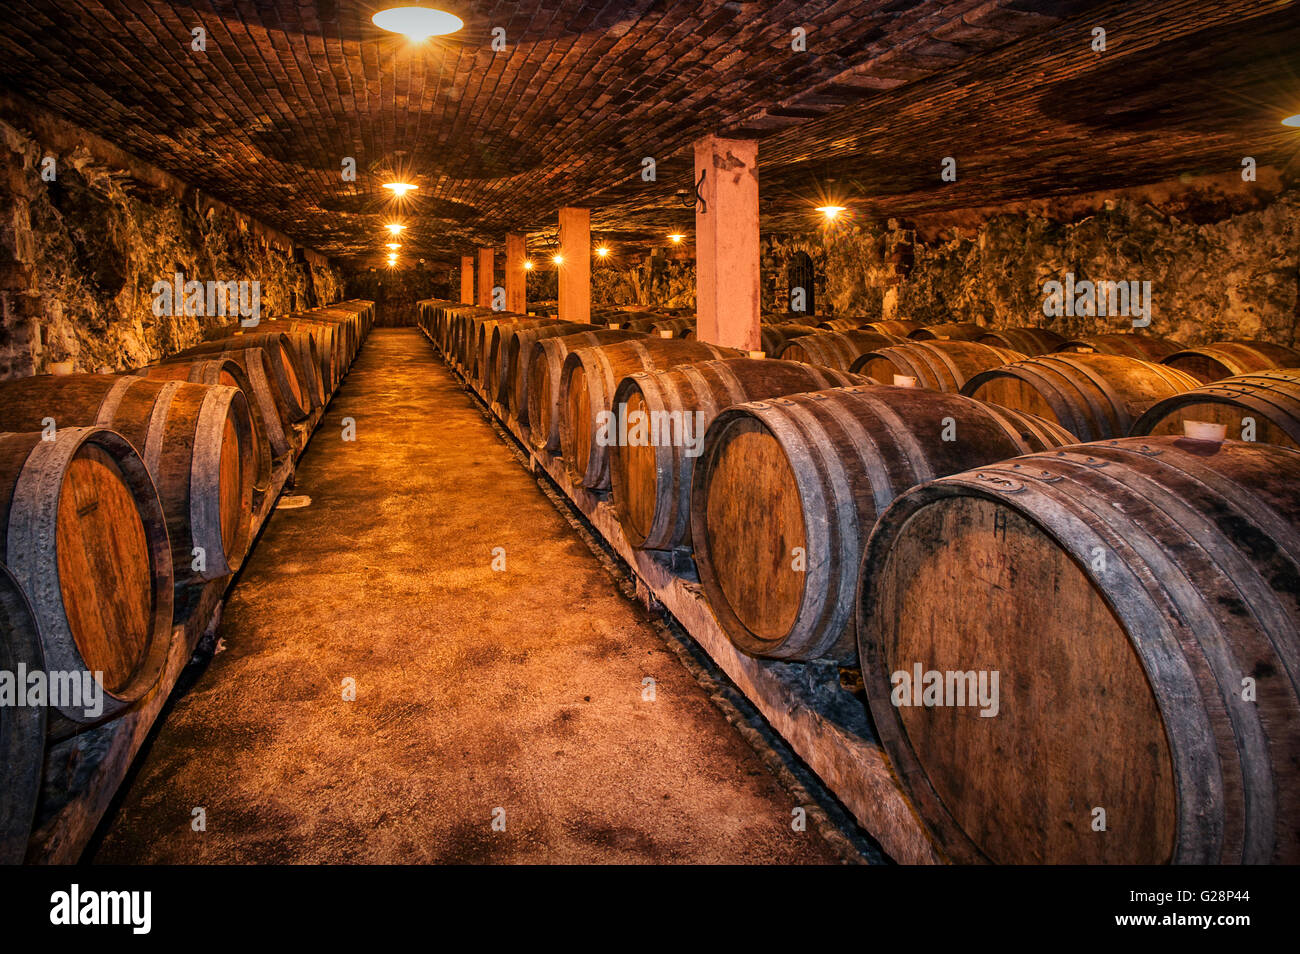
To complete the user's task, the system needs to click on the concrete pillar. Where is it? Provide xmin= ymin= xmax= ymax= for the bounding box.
xmin=505 ymin=232 xmax=527 ymax=314
xmin=558 ymin=207 xmax=590 ymax=325
xmin=477 ymin=247 xmax=495 ymax=309
xmin=460 ymin=255 xmax=475 ymax=304
xmin=694 ymin=135 xmax=760 ymax=351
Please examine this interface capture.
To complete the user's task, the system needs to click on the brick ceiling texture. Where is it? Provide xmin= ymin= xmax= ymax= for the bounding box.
xmin=0 ymin=0 xmax=1297 ymax=268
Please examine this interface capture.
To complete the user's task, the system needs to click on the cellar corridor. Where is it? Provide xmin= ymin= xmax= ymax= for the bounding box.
xmin=88 ymin=329 xmax=837 ymax=864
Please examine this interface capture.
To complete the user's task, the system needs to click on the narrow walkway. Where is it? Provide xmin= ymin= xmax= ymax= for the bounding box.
xmin=93 ymin=328 xmax=839 ymax=864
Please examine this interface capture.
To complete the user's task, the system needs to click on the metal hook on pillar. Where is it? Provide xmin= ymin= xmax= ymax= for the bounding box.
xmin=695 ymin=168 xmax=708 ymax=215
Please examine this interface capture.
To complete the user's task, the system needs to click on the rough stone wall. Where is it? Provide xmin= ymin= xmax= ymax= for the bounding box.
xmin=813 ymin=183 xmax=1300 ymax=346
xmin=591 ymin=251 xmax=695 ymax=309
xmin=345 ymin=267 xmax=454 ymax=327
xmin=595 ymin=178 xmax=1299 ymax=348
xmin=0 ymin=112 xmax=342 ymax=380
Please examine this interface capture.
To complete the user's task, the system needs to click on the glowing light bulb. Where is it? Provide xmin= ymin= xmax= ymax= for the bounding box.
xmin=1284 ymin=114 xmax=1300 ymax=128
xmin=816 ymin=205 xmax=847 ymax=222
xmin=552 ymin=254 xmax=564 ymax=265
xmin=667 ymin=233 xmax=685 ymax=244
xmin=523 ymin=260 xmax=534 ymax=270
xmin=386 ymin=223 xmax=405 ymax=235
xmin=372 ymin=7 xmax=464 ymax=42
xmin=596 ymin=246 xmax=610 ymax=258
xmin=383 ymin=182 xmax=418 ymax=197
xmin=386 ymin=243 xmax=402 ymax=250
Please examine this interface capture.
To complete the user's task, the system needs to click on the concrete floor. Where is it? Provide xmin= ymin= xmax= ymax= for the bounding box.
xmin=92 ymin=328 xmax=842 ymax=864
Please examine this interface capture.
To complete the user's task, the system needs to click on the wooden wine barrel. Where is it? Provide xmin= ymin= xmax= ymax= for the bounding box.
xmin=0 ymin=562 xmax=45 ymax=863
xmin=865 ymin=319 xmax=923 ymax=337
xmin=1161 ymin=340 xmax=1300 ymax=384
xmin=138 ymin=357 xmax=272 ymax=502
xmin=1130 ymin=369 xmax=1300 ymax=449
xmin=154 ymin=347 xmax=294 ymax=461
xmin=301 ymin=304 xmax=366 ymax=359
xmin=851 ymin=341 xmax=1026 ymax=393
xmin=778 ymin=330 xmax=903 ymax=370
xmin=0 ymin=375 xmax=257 ymax=595
xmin=526 ymin=330 xmax=646 ymax=453
xmin=220 ymin=317 xmax=341 ymax=393
xmin=560 ymin=339 xmax=741 ymax=489
xmin=1056 ymin=333 xmax=1183 ymax=361
xmin=689 ymin=386 xmax=1076 ymax=663
xmin=480 ymin=317 xmax=551 ymax=394
xmin=977 ymin=327 xmax=1066 ymax=355
xmin=816 ymin=318 xmax=871 ymax=332
xmin=0 ymin=427 xmax=173 ymax=721
xmin=682 ymin=324 xmax=814 ymax=357
xmin=962 ymin=353 xmax=1199 ymax=441
xmin=174 ymin=333 xmax=308 ymax=423
xmin=648 ymin=317 xmax=696 ymax=338
xmin=908 ymin=322 xmax=986 ymax=341
xmin=858 ymin=437 xmax=1300 ymax=864
xmin=501 ymin=321 xmax=597 ymax=416
xmin=610 ymin=359 xmax=867 ymax=551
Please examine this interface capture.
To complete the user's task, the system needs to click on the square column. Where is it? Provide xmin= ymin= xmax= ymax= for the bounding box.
xmin=505 ymin=232 xmax=528 ymax=314
xmin=558 ymin=207 xmax=590 ymax=325
xmin=695 ymin=135 xmax=760 ymax=351
xmin=477 ymin=247 xmax=496 ymax=309
xmin=460 ymin=255 xmax=475 ymax=304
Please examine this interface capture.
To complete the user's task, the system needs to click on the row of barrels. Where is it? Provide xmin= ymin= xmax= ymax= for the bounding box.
xmin=0 ymin=299 xmax=374 ymax=863
xmin=419 ymin=297 xmax=1300 ymax=865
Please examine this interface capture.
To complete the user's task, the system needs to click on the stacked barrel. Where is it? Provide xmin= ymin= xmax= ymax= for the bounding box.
xmin=0 ymin=298 xmax=372 ymax=862
xmin=421 ymin=297 xmax=1300 ymax=865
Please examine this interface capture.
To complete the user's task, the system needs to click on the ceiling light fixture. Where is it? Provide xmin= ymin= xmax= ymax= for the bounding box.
xmin=552 ymin=253 xmax=564 ymax=265
xmin=595 ymin=245 xmax=610 ymax=258
xmin=1284 ymin=113 xmax=1300 ymax=128
xmin=386 ymin=243 xmax=402 ymax=250
xmin=667 ymin=233 xmax=685 ymax=244
xmin=386 ymin=223 xmax=406 ymax=235
xmin=816 ymin=205 xmax=847 ymax=222
xmin=383 ymin=182 xmax=418 ymax=197
xmin=372 ymin=6 xmax=464 ymax=42
xmin=524 ymin=259 xmax=534 ymax=270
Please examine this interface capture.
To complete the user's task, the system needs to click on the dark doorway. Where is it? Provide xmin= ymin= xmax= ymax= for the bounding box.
xmin=787 ymin=251 xmax=815 ymax=317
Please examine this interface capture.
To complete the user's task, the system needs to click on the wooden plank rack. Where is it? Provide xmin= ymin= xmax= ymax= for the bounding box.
xmin=424 ymin=329 xmax=941 ymax=865
xmin=25 ymin=404 xmax=327 ymax=863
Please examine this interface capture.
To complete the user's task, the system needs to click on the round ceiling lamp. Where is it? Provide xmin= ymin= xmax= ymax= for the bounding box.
xmin=372 ymin=6 xmax=464 ymax=42
xmin=383 ymin=182 xmax=418 ymax=197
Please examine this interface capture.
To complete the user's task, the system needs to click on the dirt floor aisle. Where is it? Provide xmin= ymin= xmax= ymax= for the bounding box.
xmin=92 ymin=328 xmax=841 ymax=864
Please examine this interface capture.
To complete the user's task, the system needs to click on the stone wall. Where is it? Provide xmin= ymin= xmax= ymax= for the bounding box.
xmin=0 ymin=100 xmax=342 ymax=380
xmin=345 ymin=267 xmax=455 ymax=327
xmin=593 ymin=174 xmax=1300 ymax=349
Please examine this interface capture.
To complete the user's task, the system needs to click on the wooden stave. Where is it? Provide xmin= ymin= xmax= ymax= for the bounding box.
xmin=0 ymin=426 xmax=174 ymax=721
xmin=525 ymin=330 xmax=647 ymax=453
xmin=481 ymin=317 xmax=552 ymax=393
xmin=1056 ymin=333 xmax=1184 ymax=361
xmin=962 ymin=353 xmax=1200 ymax=441
xmin=502 ymin=322 xmax=597 ymax=417
xmin=0 ymin=375 xmax=256 ymax=590
xmin=908 ymin=322 xmax=987 ymax=341
xmin=138 ymin=357 xmax=273 ymax=501
xmin=155 ymin=347 xmax=294 ymax=461
xmin=851 ymin=341 xmax=1026 ymax=393
xmin=609 ymin=358 xmax=869 ymax=551
xmin=688 ymin=385 xmax=1076 ymax=664
xmin=856 ymin=437 xmax=1300 ymax=865
xmin=174 ymin=333 xmax=309 ymax=423
xmin=778 ymin=330 xmax=904 ymax=371
xmin=0 ymin=561 xmax=45 ymax=863
xmin=1161 ymin=341 xmax=1300 ymax=384
xmin=558 ymin=339 xmax=740 ymax=489
xmin=976 ymin=327 xmax=1066 ymax=355
xmin=1129 ymin=369 xmax=1300 ymax=448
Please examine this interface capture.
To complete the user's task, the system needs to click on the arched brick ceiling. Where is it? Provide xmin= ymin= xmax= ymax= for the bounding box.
xmin=0 ymin=0 xmax=1295 ymax=268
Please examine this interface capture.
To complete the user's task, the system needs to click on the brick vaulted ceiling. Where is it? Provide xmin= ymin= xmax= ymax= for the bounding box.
xmin=0 ymin=1 xmax=1296 ymax=267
